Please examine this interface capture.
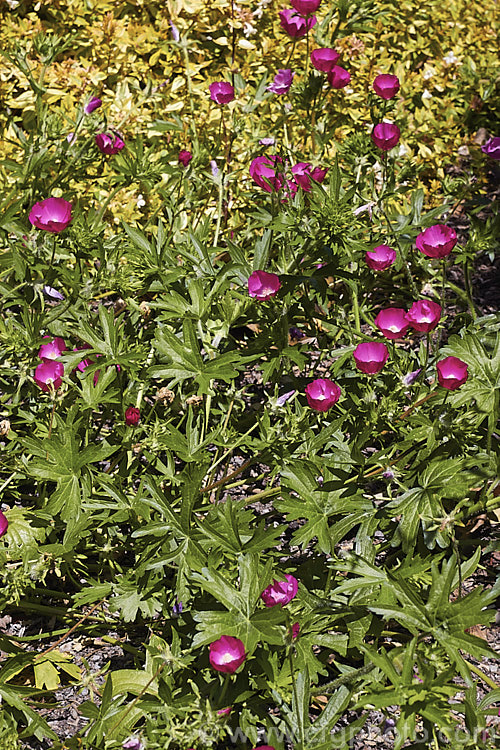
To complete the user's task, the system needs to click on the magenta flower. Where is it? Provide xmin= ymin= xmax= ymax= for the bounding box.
xmin=178 ymin=150 xmax=192 ymax=167
xmin=95 ymin=132 xmax=125 ymax=155
xmin=481 ymin=137 xmax=500 ymax=160
xmin=267 ymin=69 xmax=294 ymax=95
xmin=261 ymin=574 xmax=298 ymax=607
xmin=405 ymin=300 xmax=441 ymax=332
xmin=374 ymin=308 xmax=410 ymax=339
xmin=373 ymin=74 xmax=400 ymax=100
xmin=38 ymin=337 xmax=66 ymax=361
xmin=371 ymin=122 xmax=400 ymax=151
xmin=209 ymin=635 xmax=246 ymax=674
xmin=305 ymin=378 xmax=341 ymax=412
xmin=290 ymin=0 xmax=321 ymax=12
xmin=248 ymin=270 xmax=281 ymax=301
xmin=125 ymin=406 xmax=141 ymax=426
xmin=291 ymin=622 xmax=300 ymax=639
xmin=217 ymin=707 xmax=232 ymax=716
xmin=436 ymin=356 xmax=468 ymax=390
xmin=249 ymin=155 xmax=284 ymax=192
xmin=209 ymin=81 xmax=235 ymax=104
xmin=415 ymin=224 xmax=457 ymax=259
xmin=29 ymin=197 xmax=73 ymax=233
xmin=310 ymin=48 xmax=340 ymax=72
xmin=0 ymin=510 xmax=8 ymax=538
xmin=84 ymin=96 xmax=102 ymax=114
xmin=34 ymin=360 xmax=64 ymax=392
xmin=327 ymin=66 xmax=351 ymax=89
xmin=365 ymin=244 xmax=396 ymax=271
xmin=291 ymin=162 xmax=328 ymax=191
xmin=252 ymin=747 xmax=275 ymax=750
xmin=353 ymin=342 xmax=389 ymax=374
xmin=279 ymin=9 xmax=317 ymax=38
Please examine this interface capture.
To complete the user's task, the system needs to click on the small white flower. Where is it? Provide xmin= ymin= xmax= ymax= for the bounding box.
xmin=6 ymin=0 xmax=20 ymax=9
xmin=423 ymin=67 xmax=436 ymax=80
xmin=422 ymin=89 xmax=432 ymax=100
xmin=443 ymin=51 xmax=459 ymax=66
xmin=136 ymin=194 xmax=146 ymax=208
xmin=398 ymin=143 xmax=409 ymax=157
xmin=243 ymin=22 xmax=257 ymax=37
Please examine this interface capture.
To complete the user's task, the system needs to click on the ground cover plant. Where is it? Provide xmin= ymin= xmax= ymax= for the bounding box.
xmin=0 ymin=0 xmax=499 ymax=748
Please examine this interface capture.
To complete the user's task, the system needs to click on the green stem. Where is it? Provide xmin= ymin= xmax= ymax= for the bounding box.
xmin=213 ymin=170 xmax=225 ymax=248
xmin=465 ymin=660 xmax=499 ymax=691
xmin=436 ymin=258 xmax=447 ymax=349
xmin=311 ymin=664 xmax=375 ymax=694
xmin=350 ymin=281 xmax=361 ymax=334
xmin=288 ymin=645 xmax=304 ymax=750
xmin=181 ymin=39 xmax=199 ymax=150
xmin=135 ymin=344 xmax=156 ymax=409
xmin=93 ymin=184 xmax=125 ymax=227
xmin=243 ymin=486 xmax=280 ymax=504
xmin=380 ymin=206 xmax=418 ymax=297
xmin=463 ymin=258 xmax=477 ymax=320
xmin=218 ymin=673 xmax=231 ymax=707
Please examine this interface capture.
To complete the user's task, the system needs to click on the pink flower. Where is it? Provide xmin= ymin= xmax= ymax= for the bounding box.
xmin=74 ymin=346 xmax=100 ymax=384
xmin=122 ymin=738 xmax=143 ymax=750
xmin=248 ymin=270 xmax=281 ymax=301
xmin=436 ymin=356 xmax=468 ymax=390
xmin=252 ymin=747 xmax=275 ymax=750
xmin=291 ymin=0 xmax=321 ymax=13
xmin=217 ymin=707 xmax=232 ymax=716
xmin=291 ymin=162 xmax=328 ymax=191
xmin=38 ymin=337 xmax=66 ymax=361
xmin=209 ymin=81 xmax=235 ymax=104
xmin=365 ymin=244 xmax=396 ymax=270
xmin=84 ymin=96 xmax=102 ymax=114
xmin=178 ymin=150 xmax=192 ymax=167
xmin=374 ymin=308 xmax=410 ymax=339
xmin=327 ymin=66 xmax=351 ymax=89
xmin=209 ymin=635 xmax=246 ymax=674
xmin=481 ymin=137 xmax=500 ymax=160
xmin=305 ymin=378 xmax=341 ymax=412
xmin=261 ymin=574 xmax=298 ymax=607
xmin=291 ymin=622 xmax=300 ymax=639
xmin=310 ymin=48 xmax=340 ymax=72
xmin=371 ymin=122 xmax=400 ymax=151
xmin=125 ymin=406 xmax=141 ymax=426
xmin=29 ymin=197 xmax=72 ymax=233
xmin=249 ymin=155 xmax=284 ymax=192
xmin=415 ymin=224 xmax=457 ymax=259
xmin=353 ymin=342 xmax=389 ymax=374
xmin=0 ymin=510 xmax=8 ymax=538
xmin=405 ymin=300 xmax=442 ymax=332
xmin=95 ymin=132 xmax=125 ymax=155
xmin=279 ymin=9 xmax=317 ymax=38
xmin=373 ymin=74 xmax=400 ymax=100
xmin=34 ymin=360 xmax=64 ymax=391
xmin=267 ymin=69 xmax=294 ymax=95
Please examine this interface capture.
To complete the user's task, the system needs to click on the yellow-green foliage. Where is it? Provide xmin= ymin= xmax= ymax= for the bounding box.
xmin=0 ymin=0 xmax=498 ymax=209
